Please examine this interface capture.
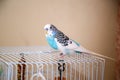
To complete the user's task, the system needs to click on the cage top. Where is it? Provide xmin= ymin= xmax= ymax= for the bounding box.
xmin=0 ymin=46 xmax=105 ymax=64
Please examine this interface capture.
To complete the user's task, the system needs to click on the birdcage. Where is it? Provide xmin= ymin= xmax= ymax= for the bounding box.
xmin=0 ymin=46 xmax=105 ymax=80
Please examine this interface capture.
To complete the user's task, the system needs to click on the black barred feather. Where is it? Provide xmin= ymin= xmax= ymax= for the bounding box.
xmin=55 ymin=31 xmax=69 ymax=46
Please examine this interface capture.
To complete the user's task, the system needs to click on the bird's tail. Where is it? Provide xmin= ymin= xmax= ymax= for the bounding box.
xmin=74 ymin=46 xmax=115 ymax=61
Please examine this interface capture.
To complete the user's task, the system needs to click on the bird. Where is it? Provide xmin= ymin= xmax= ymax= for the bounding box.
xmin=44 ymin=24 xmax=115 ymax=61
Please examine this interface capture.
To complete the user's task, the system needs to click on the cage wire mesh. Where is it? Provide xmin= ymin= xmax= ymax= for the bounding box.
xmin=0 ymin=46 xmax=105 ymax=80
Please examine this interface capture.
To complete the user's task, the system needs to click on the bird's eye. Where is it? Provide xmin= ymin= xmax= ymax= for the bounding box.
xmin=50 ymin=26 xmax=52 ymax=29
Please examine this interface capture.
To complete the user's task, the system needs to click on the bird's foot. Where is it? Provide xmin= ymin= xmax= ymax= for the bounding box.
xmin=59 ymin=53 xmax=65 ymax=58
xmin=60 ymin=53 xmax=63 ymax=56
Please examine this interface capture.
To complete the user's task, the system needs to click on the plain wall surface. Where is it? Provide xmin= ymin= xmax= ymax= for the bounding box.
xmin=0 ymin=0 xmax=118 ymax=80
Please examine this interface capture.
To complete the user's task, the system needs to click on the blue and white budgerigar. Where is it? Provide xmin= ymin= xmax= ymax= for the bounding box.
xmin=44 ymin=24 xmax=115 ymax=61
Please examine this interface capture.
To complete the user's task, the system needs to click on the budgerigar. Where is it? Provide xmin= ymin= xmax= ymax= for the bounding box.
xmin=44 ymin=24 xmax=115 ymax=61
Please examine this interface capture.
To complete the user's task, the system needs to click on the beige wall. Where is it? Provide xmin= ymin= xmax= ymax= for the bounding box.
xmin=0 ymin=0 xmax=118 ymax=80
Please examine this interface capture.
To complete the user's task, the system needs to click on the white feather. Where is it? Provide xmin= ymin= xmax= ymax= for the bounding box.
xmin=55 ymin=38 xmax=115 ymax=61
xmin=74 ymin=45 xmax=115 ymax=61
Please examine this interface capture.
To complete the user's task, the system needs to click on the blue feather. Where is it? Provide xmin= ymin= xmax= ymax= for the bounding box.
xmin=72 ymin=40 xmax=80 ymax=46
xmin=46 ymin=35 xmax=58 ymax=50
xmin=71 ymin=40 xmax=82 ymax=53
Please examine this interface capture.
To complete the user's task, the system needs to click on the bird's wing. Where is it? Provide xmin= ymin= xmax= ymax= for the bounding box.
xmin=54 ymin=38 xmax=79 ymax=49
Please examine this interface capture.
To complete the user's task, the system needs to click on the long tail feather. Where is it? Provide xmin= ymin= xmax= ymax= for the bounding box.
xmin=74 ymin=46 xmax=115 ymax=61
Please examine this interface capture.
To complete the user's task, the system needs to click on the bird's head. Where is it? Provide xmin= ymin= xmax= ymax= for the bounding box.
xmin=44 ymin=24 xmax=58 ymax=36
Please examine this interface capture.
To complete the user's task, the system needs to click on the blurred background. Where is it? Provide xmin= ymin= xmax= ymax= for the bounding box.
xmin=0 ymin=0 xmax=118 ymax=80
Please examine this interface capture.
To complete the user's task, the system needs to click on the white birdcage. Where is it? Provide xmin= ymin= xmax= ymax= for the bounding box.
xmin=0 ymin=46 xmax=105 ymax=80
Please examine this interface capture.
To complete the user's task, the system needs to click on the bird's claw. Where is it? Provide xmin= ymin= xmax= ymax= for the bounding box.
xmin=59 ymin=53 xmax=65 ymax=59
xmin=60 ymin=53 xmax=63 ymax=56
